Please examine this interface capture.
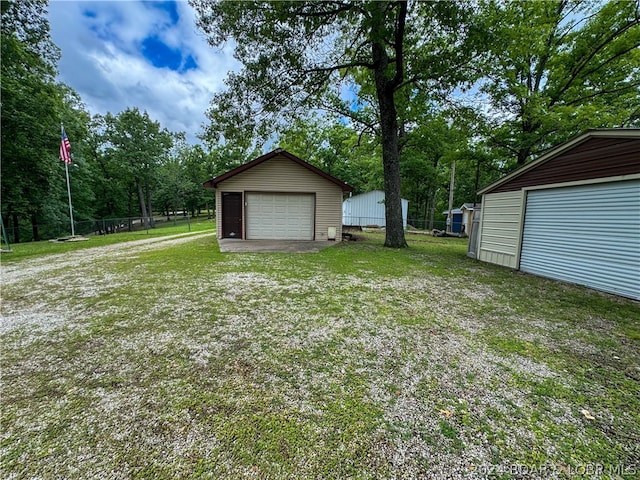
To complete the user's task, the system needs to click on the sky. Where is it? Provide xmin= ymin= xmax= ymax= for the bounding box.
xmin=48 ymin=0 xmax=240 ymax=145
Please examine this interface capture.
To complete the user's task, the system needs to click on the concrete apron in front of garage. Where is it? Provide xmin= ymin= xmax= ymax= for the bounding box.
xmin=218 ymin=239 xmax=338 ymax=253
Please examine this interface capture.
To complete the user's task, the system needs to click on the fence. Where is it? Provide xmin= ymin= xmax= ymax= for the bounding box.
xmin=343 ymin=216 xmax=447 ymax=231
xmin=5 ymin=214 xmax=450 ymax=244
xmin=4 ymin=214 xmax=208 ymax=244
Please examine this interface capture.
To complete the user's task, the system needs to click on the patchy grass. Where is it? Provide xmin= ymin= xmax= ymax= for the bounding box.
xmin=0 ymin=219 xmax=215 ymax=264
xmin=1 ymin=231 xmax=638 ymax=479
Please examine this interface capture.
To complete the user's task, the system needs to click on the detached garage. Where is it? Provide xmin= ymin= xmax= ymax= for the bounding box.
xmin=204 ymin=149 xmax=353 ymax=241
xmin=474 ymin=129 xmax=640 ymax=300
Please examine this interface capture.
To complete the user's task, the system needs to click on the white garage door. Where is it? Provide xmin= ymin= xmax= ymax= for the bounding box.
xmin=520 ymin=180 xmax=640 ymax=300
xmin=246 ymin=193 xmax=314 ymax=240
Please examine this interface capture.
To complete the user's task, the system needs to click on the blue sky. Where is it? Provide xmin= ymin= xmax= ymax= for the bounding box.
xmin=48 ymin=0 xmax=240 ymax=145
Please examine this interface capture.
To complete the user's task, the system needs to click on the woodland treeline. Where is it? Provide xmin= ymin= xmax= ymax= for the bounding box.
xmin=2 ymin=0 xmax=638 ymax=244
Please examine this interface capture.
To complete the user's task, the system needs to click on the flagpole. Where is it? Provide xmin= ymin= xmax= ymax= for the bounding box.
xmin=62 ymin=123 xmax=75 ymax=237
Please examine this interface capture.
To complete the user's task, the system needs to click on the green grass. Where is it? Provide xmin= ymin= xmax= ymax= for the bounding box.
xmin=2 ymin=231 xmax=639 ymax=479
xmin=0 ymin=219 xmax=215 ymax=263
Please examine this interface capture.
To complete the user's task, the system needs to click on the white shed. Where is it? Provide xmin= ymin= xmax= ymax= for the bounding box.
xmin=343 ymin=190 xmax=409 ymax=229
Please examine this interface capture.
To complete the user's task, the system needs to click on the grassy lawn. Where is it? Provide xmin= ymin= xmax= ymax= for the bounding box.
xmin=0 ymin=219 xmax=215 ymax=263
xmin=1 ymin=232 xmax=638 ymax=479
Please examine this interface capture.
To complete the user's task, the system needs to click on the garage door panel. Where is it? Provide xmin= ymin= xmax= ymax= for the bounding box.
xmin=246 ymin=193 xmax=314 ymax=240
xmin=520 ymin=180 xmax=640 ymax=300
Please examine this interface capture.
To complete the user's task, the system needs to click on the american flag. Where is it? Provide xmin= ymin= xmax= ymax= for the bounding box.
xmin=59 ymin=127 xmax=72 ymax=164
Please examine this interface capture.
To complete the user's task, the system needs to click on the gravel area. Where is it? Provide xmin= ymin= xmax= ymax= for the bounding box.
xmin=1 ymin=231 xmax=216 ymax=286
xmin=1 ymin=233 xmax=638 ymax=479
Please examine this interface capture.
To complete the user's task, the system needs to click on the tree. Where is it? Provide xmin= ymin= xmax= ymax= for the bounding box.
xmin=277 ymin=115 xmax=377 ymax=194
xmin=1 ymin=0 xmax=91 ymax=241
xmin=86 ymin=115 xmax=129 ymax=219
xmin=399 ymin=114 xmax=452 ymax=229
xmin=159 ymin=139 xmax=215 ymax=218
xmin=179 ymin=143 xmax=211 ymax=217
xmin=190 ymin=0 xmax=480 ymax=248
xmin=156 ymin=157 xmax=190 ymax=219
xmin=478 ymin=0 xmax=640 ymax=165
xmin=102 ymin=108 xmax=173 ymax=228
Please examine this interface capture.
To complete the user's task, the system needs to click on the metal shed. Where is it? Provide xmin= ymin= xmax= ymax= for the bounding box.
xmin=342 ymin=190 xmax=409 ymax=229
xmin=473 ymin=129 xmax=640 ymax=300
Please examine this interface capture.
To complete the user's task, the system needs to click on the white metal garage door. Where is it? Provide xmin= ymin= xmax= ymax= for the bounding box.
xmin=245 ymin=193 xmax=314 ymax=240
xmin=520 ymin=180 xmax=640 ymax=300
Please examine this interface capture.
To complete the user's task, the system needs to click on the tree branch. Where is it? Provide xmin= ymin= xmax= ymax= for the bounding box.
xmin=391 ymin=0 xmax=408 ymax=88
xmin=564 ymin=80 xmax=640 ymax=106
xmin=621 ymin=105 xmax=640 ymax=127
xmin=319 ymin=101 xmax=380 ymax=137
xmin=289 ymin=2 xmax=358 ymax=19
xmin=576 ymin=42 xmax=640 ymax=79
xmin=533 ymin=1 xmax=567 ymax=92
xmin=551 ymin=17 xmax=640 ymax=104
xmin=304 ymin=61 xmax=375 ymax=75
xmin=395 ymin=73 xmax=421 ymax=91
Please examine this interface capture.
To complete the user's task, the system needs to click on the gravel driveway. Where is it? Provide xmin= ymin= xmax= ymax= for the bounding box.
xmin=0 ymin=232 xmax=216 ymax=336
xmin=1 ymin=231 xmax=216 ymax=286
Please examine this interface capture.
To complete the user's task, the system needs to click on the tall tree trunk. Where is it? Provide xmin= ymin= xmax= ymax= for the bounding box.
xmin=376 ymin=88 xmax=406 ymax=247
xmin=30 ymin=212 xmax=40 ymax=242
xmin=11 ymin=212 xmax=20 ymax=244
xmin=128 ymin=184 xmax=134 ymax=218
xmin=371 ymin=2 xmax=408 ymax=248
xmin=517 ymin=118 xmax=537 ymax=165
xmin=428 ymin=190 xmax=437 ymax=230
xmin=137 ymin=181 xmax=149 ymax=228
xmin=424 ymin=191 xmax=430 ymax=230
xmin=517 ymin=148 xmax=530 ymax=166
xmin=145 ymin=180 xmax=155 ymax=228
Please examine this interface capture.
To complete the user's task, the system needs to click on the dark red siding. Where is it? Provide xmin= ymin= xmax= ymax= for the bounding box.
xmin=492 ymin=138 xmax=640 ymax=193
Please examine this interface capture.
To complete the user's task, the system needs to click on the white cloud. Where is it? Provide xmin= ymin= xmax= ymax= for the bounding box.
xmin=48 ymin=0 xmax=239 ymax=144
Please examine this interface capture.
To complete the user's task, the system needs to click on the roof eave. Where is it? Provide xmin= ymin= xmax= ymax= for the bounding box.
xmin=477 ymin=128 xmax=640 ymax=195
xmin=202 ymin=149 xmax=353 ymax=192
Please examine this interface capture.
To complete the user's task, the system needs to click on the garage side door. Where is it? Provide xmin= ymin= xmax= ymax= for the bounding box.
xmin=520 ymin=180 xmax=640 ymax=300
xmin=246 ymin=193 xmax=314 ymax=240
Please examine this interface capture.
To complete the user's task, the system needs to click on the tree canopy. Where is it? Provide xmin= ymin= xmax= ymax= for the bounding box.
xmin=190 ymin=0 xmax=484 ymax=247
xmin=1 ymin=0 xmax=78 ymax=241
xmin=2 ymin=0 xmax=638 ymax=243
xmin=477 ymin=0 xmax=640 ymax=164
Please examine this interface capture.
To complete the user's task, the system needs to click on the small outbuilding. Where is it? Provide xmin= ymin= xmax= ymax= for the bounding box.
xmin=342 ymin=190 xmax=409 ymax=229
xmin=443 ymin=203 xmax=477 ymax=235
xmin=473 ymin=129 xmax=640 ymax=300
xmin=204 ymin=149 xmax=353 ymax=241
xmin=443 ymin=208 xmax=463 ymax=233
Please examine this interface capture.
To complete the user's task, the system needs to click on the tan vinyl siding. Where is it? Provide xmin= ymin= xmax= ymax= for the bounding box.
xmin=478 ymin=191 xmax=524 ymax=268
xmin=215 ymin=155 xmax=344 ymax=240
xmin=216 ymin=190 xmax=219 ymax=239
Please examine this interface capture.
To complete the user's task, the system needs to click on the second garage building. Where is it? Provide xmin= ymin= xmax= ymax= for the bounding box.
xmin=204 ymin=149 xmax=353 ymax=242
xmin=474 ymin=129 xmax=640 ymax=300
